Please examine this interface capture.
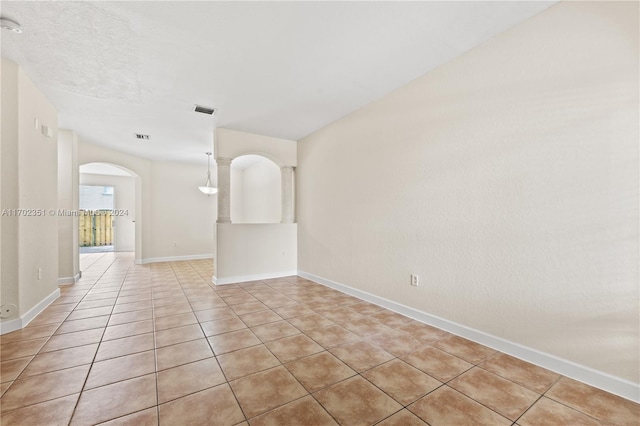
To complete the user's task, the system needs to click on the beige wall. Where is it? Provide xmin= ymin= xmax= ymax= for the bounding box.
xmin=231 ymin=166 xmax=244 ymax=222
xmin=216 ymin=223 xmax=297 ymax=284
xmin=1 ymin=59 xmax=60 ymax=326
xmin=216 ymin=127 xmax=297 ymax=167
xmin=58 ymin=129 xmax=79 ymax=282
xmin=147 ymin=161 xmax=216 ymax=260
xmin=78 ymin=142 xmax=215 ymax=263
xmin=298 ymin=0 xmax=639 ymax=388
xmin=1 ymin=59 xmax=21 ymax=320
xmin=17 ymin=64 xmax=60 ymax=317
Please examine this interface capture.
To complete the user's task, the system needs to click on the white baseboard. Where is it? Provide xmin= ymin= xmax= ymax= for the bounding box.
xmin=0 ymin=318 xmax=22 ymax=334
xmin=135 ymin=254 xmax=213 ymax=265
xmin=213 ymin=270 xmax=298 ymax=286
xmin=58 ymin=271 xmax=82 ymax=286
xmin=0 ymin=288 xmax=61 ymax=335
xmin=298 ymin=270 xmax=640 ymax=403
xmin=22 ymin=288 xmax=61 ymax=327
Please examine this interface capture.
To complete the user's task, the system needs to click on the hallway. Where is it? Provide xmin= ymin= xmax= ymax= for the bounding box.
xmin=0 ymin=254 xmax=637 ymax=425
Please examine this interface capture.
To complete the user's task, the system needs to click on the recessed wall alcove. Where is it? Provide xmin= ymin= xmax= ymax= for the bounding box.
xmin=231 ymin=155 xmax=281 ymax=224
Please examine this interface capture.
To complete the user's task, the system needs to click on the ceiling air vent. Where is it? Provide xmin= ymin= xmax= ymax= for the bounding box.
xmin=194 ymin=105 xmax=216 ymax=115
xmin=134 ymin=133 xmax=150 ymax=140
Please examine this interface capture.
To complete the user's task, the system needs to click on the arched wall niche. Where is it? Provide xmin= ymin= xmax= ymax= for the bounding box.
xmin=233 ymin=150 xmax=285 ymax=168
xmin=230 ymin=154 xmax=281 ymax=223
xmin=212 ymin=127 xmax=297 ymax=285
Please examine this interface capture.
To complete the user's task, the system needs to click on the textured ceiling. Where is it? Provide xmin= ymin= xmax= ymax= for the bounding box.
xmin=1 ymin=1 xmax=555 ymax=162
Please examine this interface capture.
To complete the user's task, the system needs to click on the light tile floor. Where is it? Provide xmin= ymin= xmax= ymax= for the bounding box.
xmin=1 ymin=253 xmax=638 ymax=425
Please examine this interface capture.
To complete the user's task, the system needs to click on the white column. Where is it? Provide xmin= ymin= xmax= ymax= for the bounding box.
xmin=281 ymin=165 xmax=295 ymax=223
xmin=216 ymin=157 xmax=232 ymax=223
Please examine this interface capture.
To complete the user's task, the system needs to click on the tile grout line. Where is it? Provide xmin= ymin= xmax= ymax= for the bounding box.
xmin=229 ymin=278 xmax=331 ymax=423
xmin=0 ymin=255 xmax=120 ymax=420
xmin=67 ymin=255 xmax=130 ymax=425
xmin=3 ymin=258 xmax=632 ymax=424
xmin=63 ymin=256 xmax=126 ymax=425
xmin=169 ymin=260 xmax=250 ymax=424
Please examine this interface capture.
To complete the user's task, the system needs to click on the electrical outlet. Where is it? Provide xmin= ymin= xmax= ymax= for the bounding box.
xmin=0 ymin=304 xmax=17 ymax=319
xmin=411 ymin=274 xmax=419 ymax=287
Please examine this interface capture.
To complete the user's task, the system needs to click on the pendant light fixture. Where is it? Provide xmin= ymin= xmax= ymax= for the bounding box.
xmin=0 ymin=17 xmax=23 ymax=33
xmin=198 ymin=152 xmax=218 ymax=196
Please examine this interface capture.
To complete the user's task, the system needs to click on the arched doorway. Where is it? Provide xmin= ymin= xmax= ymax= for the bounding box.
xmin=78 ymin=162 xmax=140 ymax=260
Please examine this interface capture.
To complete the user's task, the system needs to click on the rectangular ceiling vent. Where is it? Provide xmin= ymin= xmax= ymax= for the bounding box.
xmin=194 ymin=105 xmax=216 ymax=115
xmin=134 ymin=133 xmax=150 ymax=140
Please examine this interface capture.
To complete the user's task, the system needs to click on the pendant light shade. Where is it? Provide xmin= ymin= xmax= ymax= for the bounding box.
xmin=198 ymin=152 xmax=218 ymax=196
xmin=0 ymin=18 xmax=23 ymax=34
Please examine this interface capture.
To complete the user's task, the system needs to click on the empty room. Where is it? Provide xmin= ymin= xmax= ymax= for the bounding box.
xmin=0 ymin=1 xmax=638 ymax=425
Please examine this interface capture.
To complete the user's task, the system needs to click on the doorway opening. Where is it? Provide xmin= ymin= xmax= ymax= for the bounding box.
xmin=79 ymin=163 xmax=136 ymax=256
xmin=79 ymin=185 xmax=115 ymax=253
